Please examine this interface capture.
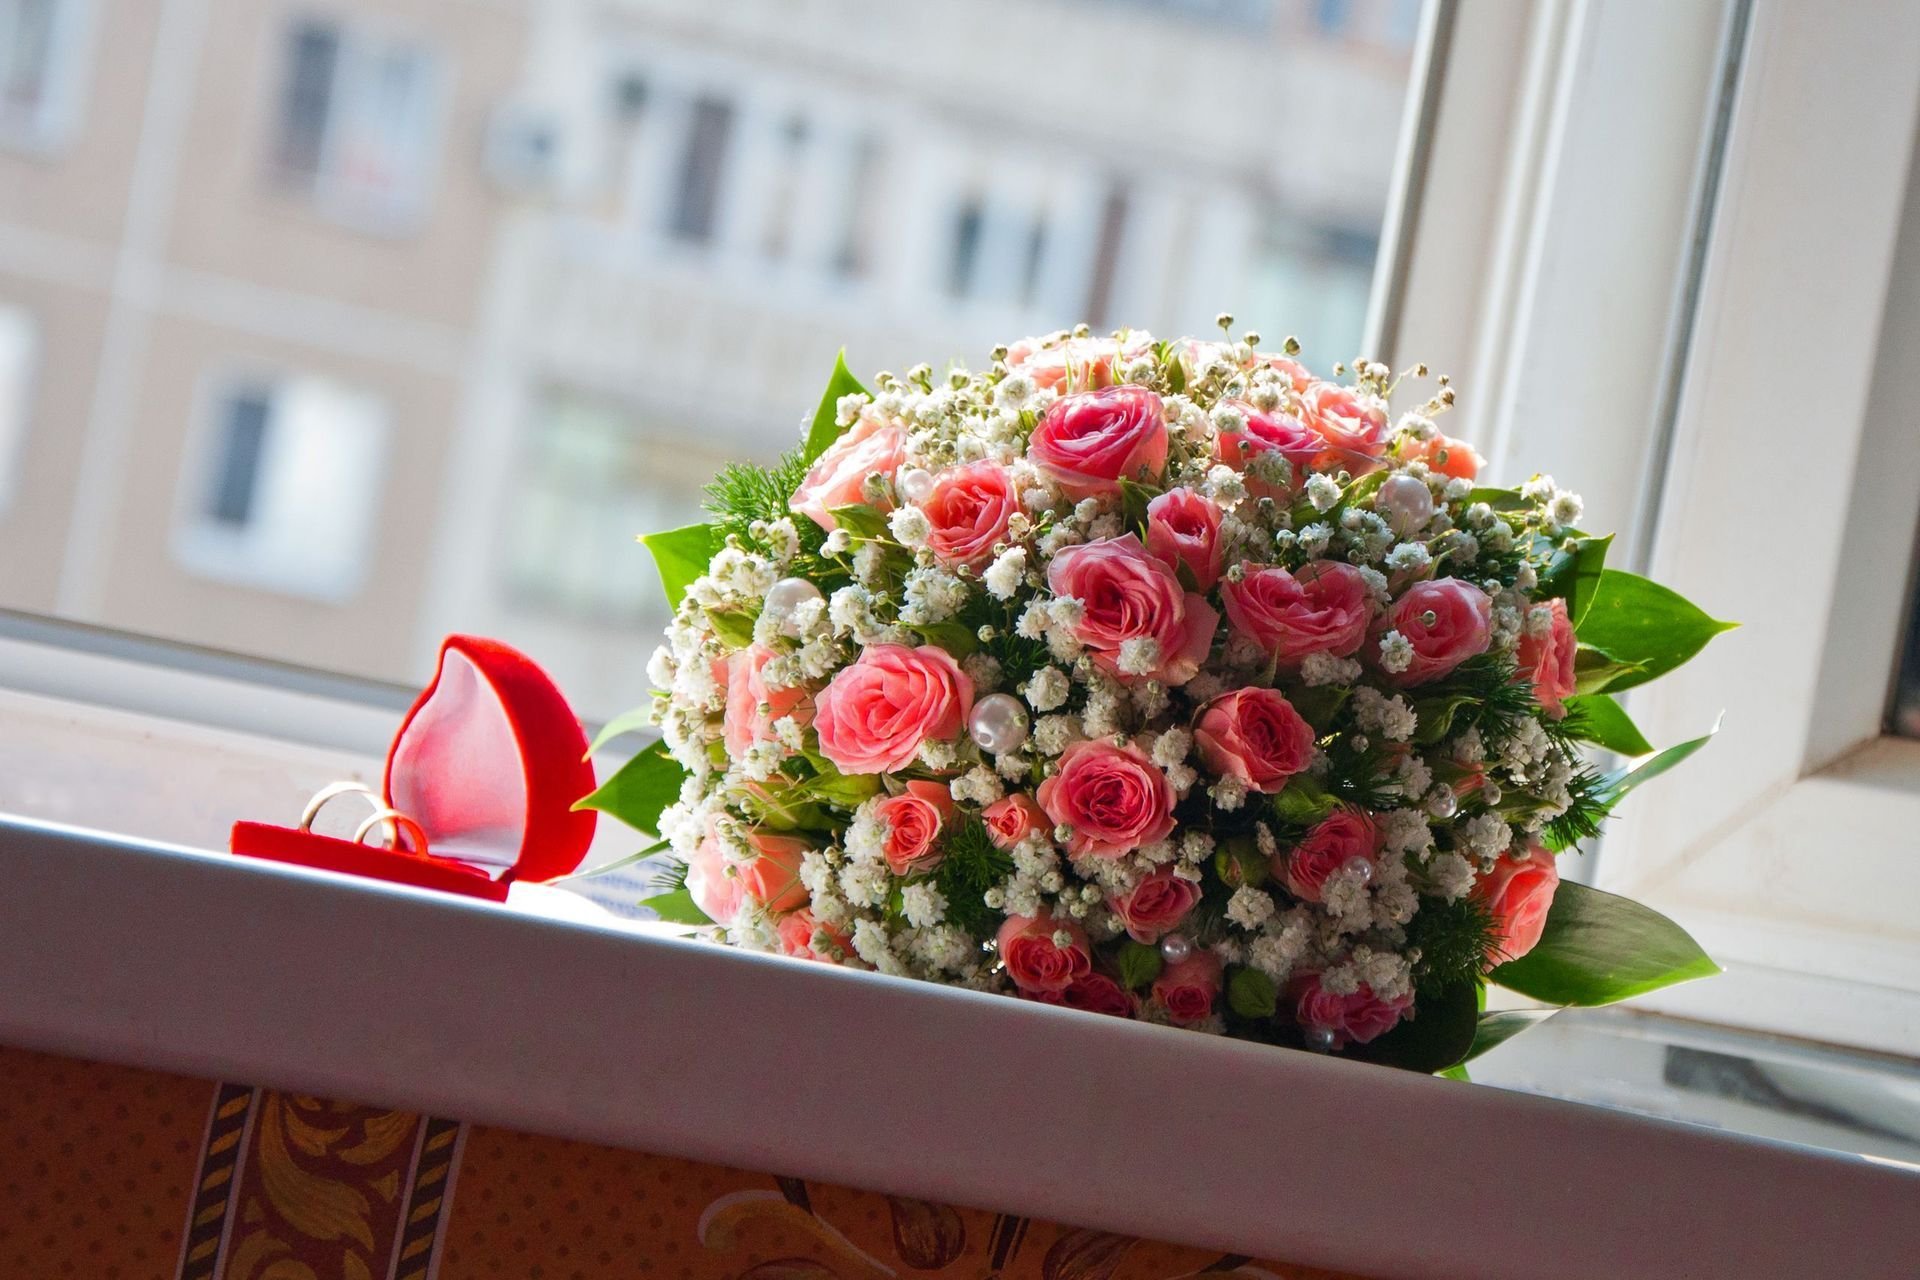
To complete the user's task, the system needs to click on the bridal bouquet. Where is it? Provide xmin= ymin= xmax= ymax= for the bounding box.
xmin=585 ymin=322 xmax=1730 ymax=1073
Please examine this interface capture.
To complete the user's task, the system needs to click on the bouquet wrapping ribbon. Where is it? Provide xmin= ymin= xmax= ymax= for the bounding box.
xmin=230 ymin=635 xmax=597 ymax=901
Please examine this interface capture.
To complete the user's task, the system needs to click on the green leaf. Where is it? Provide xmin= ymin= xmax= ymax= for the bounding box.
xmin=1287 ymin=685 xmax=1350 ymax=732
xmin=1228 ymin=967 xmax=1278 ymax=1019
xmin=802 ymin=767 xmax=884 ymax=809
xmin=1462 ymin=1007 xmax=1560 ymax=1063
xmin=1573 ymin=645 xmax=1644 ymax=696
xmin=639 ymin=886 xmax=713 ymax=926
xmin=1464 ymin=486 xmax=1529 ymax=513
xmin=1563 ymin=693 xmax=1653 ymax=757
xmin=1602 ymin=724 xmax=1717 ymax=804
xmin=1348 ymin=980 xmax=1479 ymax=1074
xmin=574 ymin=739 xmax=686 ymax=837
xmin=1271 ymin=775 xmax=1338 ymax=826
xmin=1117 ymin=940 xmax=1163 ymax=991
xmin=1438 ymin=1063 xmax=1470 ymax=1082
xmin=557 ymin=839 xmax=670 ymax=882
xmin=1539 ymin=534 xmax=1611 ymax=628
xmin=827 ymin=502 xmax=891 ymax=541
xmin=1575 ymin=569 xmax=1736 ymax=691
xmin=1410 ymin=691 xmax=1477 ymax=746
xmin=802 ymin=349 xmax=871 ymax=461
xmin=1492 ymin=881 xmax=1720 ymax=1006
xmin=585 ymin=706 xmax=655 ymax=758
xmin=706 ymin=608 xmax=757 ymax=648
xmin=909 ymin=620 xmax=979 ymax=657
xmin=641 ymin=522 xmax=718 ymax=613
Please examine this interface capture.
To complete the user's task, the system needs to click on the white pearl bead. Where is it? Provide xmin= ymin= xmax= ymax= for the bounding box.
xmin=967 ymin=692 xmax=1030 ymax=755
xmin=1376 ymin=473 xmax=1435 ymax=538
xmin=897 ymin=466 xmax=936 ymax=504
xmin=1304 ymin=1026 xmax=1338 ymax=1053
xmin=1159 ymin=934 xmax=1193 ymax=963
xmin=1426 ymin=787 xmax=1459 ymax=819
xmin=1344 ymin=856 xmax=1374 ymax=886
xmin=764 ymin=577 xmax=824 ymax=635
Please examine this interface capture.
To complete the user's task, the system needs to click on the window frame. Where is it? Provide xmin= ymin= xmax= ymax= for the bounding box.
xmin=1588 ymin=0 xmax=1920 ymax=1057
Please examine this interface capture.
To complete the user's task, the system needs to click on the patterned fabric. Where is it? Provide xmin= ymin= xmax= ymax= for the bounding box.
xmin=0 ymin=1045 xmax=1369 ymax=1280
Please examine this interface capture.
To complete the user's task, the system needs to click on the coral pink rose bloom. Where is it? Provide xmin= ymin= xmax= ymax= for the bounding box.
xmin=1221 ymin=560 xmax=1374 ymax=665
xmin=813 ymin=644 xmax=974 ymax=774
xmin=1028 ymin=386 xmax=1169 ymax=499
xmin=1036 ymin=738 xmax=1177 ymax=859
xmin=1145 ymin=488 xmax=1225 ymax=592
xmin=1047 ymin=534 xmax=1218 ymax=686
xmin=1109 ymin=868 xmax=1203 ymax=944
xmin=683 ymin=825 xmax=745 ymax=927
xmin=1152 ymin=950 xmax=1222 ymax=1025
xmin=1006 ymin=332 xmax=1155 ymax=392
xmin=873 ymin=779 xmax=957 ymax=875
xmin=722 ymin=644 xmax=811 ymax=758
xmin=1278 ymin=807 xmax=1379 ymax=903
xmin=982 ymin=793 xmax=1048 ymax=850
xmin=736 ymin=831 xmax=812 ymax=914
xmin=923 ymin=462 xmax=1018 ymax=569
xmin=788 ymin=416 xmax=906 ymax=531
xmin=1194 ymin=687 xmax=1317 ymax=794
xmin=1299 ymin=382 xmax=1389 ymax=474
xmin=1377 ymin=577 xmax=1493 ymax=686
xmin=776 ymin=909 xmax=849 ymax=962
xmin=1037 ymin=972 xmax=1135 ymax=1018
xmin=1516 ymin=596 xmax=1578 ymax=717
xmin=1215 ymin=401 xmax=1322 ymax=499
xmin=1401 ymin=431 xmax=1483 ymax=480
xmin=996 ymin=912 xmax=1092 ymax=994
xmin=1474 ymin=843 xmax=1561 ymax=964
xmin=1292 ymin=973 xmax=1413 ymax=1049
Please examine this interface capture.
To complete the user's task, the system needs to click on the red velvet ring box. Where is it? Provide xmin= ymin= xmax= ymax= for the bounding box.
xmin=231 ymin=635 xmax=598 ymax=901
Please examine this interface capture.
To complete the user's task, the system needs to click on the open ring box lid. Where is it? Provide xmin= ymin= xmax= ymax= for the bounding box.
xmin=230 ymin=635 xmax=598 ymax=901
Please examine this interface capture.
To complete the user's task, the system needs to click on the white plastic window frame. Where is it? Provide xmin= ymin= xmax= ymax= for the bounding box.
xmin=1587 ymin=0 xmax=1920 ymax=1059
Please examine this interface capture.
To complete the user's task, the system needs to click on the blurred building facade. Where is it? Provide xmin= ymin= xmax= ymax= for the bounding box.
xmin=0 ymin=0 xmax=1416 ymax=716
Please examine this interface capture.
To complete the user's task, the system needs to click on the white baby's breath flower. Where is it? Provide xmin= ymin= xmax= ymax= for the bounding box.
xmin=1377 ymin=629 xmax=1414 ymax=674
xmin=1226 ymin=886 xmax=1277 ymax=931
xmin=1022 ymin=666 xmax=1070 ymax=712
xmin=889 ymin=505 xmax=932 ymax=548
xmin=984 ymin=546 xmax=1028 ymax=600
xmin=1305 ymin=472 xmax=1342 ymax=512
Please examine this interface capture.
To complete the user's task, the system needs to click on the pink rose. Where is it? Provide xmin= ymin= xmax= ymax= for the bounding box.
xmin=1516 ymin=596 xmax=1577 ymax=717
xmin=813 ymin=644 xmax=973 ymax=774
xmin=722 ymin=644 xmax=811 ymax=759
xmin=1046 ymin=535 xmax=1218 ymax=686
xmin=736 ymin=830 xmax=811 ymax=913
xmin=923 ymin=462 xmax=1017 ymax=569
xmin=1194 ymin=687 xmax=1316 ymax=794
xmin=1221 ymin=560 xmax=1374 ymax=665
xmin=1299 ymin=381 xmax=1389 ymax=474
xmin=982 ymin=793 xmax=1048 ymax=850
xmin=1400 ymin=431 xmax=1483 ymax=480
xmin=1036 ymin=972 xmax=1136 ymax=1018
xmin=1028 ymin=386 xmax=1168 ymax=499
xmin=1145 ymin=488 xmax=1225 ymax=592
xmin=776 ymin=909 xmax=850 ymax=962
xmin=873 ymin=779 xmax=957 ymax=875
xmin=996 ymin=912 xmax=1092 ymax=994
xmin=1474 ymin=843 xmax=1561 ymax=964
xmin=1377 ymin=577 xmax=1493 ymax=686
xmin=1278 ymin=807 xmax=1378 ymax=903
xmin=1292 ymin=973 xmax=1413 ymax=1049
xmin=1151 ymin=950 xmax=1222 ymax=1025
xmin=683 ymin=823 xmax=745 ymax=927
xmin=1108 ymin=868 xmax=1203 ymax=944
xmin=788 ymin=416 xmax=906 ymax=531
xmin=1214 ymin=400 xmax=1322 ymax=499
xmin=1036 ymin=738 xmax=1177 ymax=860
xmin=1006 ymin=332 xmax=1155 ymax=392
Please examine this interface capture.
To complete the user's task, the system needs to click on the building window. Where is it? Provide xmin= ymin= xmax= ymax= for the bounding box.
xmin=502 ymin=390 xmax=713 ymax=630
xmin=270 ymin=17 xmax=443 ymax=231
xmin=946 ymin=199 xmax=986 ymax=298
xmin=1084 ymin=183 xmax=1132 ymax=329
xmin=0 ymin=0 xmax=89 ymax=151
xmin=173 ymin=372 xmax=388 ymax=602
xmin=831 ymin=134 xmax=882 ymax=279
xmin=0 ymin=303 xmax=35 ymax=510
xmin=669 ymin=95 xmax=735 ymax=243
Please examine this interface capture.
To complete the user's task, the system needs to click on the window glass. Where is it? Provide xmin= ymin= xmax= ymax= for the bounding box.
xmin=0 ymin=302 xmax=34 ymax=509
xmin=0 ymin=0 xmax=84 ymax=148
xmin=0 ymin=0 xmax=1423 ymax=718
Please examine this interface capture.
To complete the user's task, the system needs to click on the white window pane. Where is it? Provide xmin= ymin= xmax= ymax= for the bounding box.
xmin=0 ymin=303 xmax=36 ymax=510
